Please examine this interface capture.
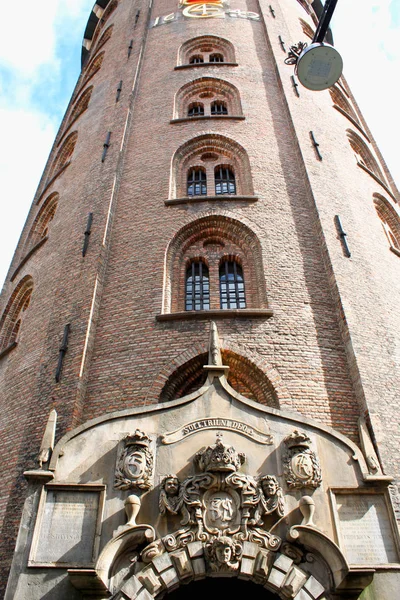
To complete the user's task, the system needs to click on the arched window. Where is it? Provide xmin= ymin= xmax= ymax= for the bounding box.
xmin=25 ymin=193 xmax=58 ymax=251
xmin=47 ymin=132 xmax=78 ymax=183
xmin=299 ymin=18 xmax=315 ymax=40
xmin=78 ymin=52 xmax=105 ymax=96
xmin=0 ymin=276 xmax=34 ymax=354
xmin=347 ymin=130 xmax=385 ymax=183
xmin=215 ymin=166 xmax=236 ymax=195
xmin=185 ymin=261 xmax=210 ymax=311
xmin=374 ymin=195 xmax=400 ymax=255
xmin=219 ymin=260 xmax=246 ymax=309
xmin=90 ymin=0 xmax=118 ymax=47
xmin=178 ymin=36 xmax=236 ymax=66
xmin=187 ymin=167 xmax=207 ymax=196
xmin=171 ymin=134 xmax=253 ymax=199
xmin=189 ymin=55 xmax=204 ymax=64
xmin=92 ymin=24 xmax=114 ymax=54
xmin=173 ymin=78 xmax=242 ymax=120
xmin=211 ymin=101 xmax=228 ymax=115
xmin=60 ymin=87 xmax=93 ymax=141
xmin=330 ymin=86 xmax=360 ymax=125
xmin=188 ymin=102 xmax=204 ymax=117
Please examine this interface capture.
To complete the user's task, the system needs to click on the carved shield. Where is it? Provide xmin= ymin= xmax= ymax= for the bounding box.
xmin=203 ymin=490 xmax=241 ymax=534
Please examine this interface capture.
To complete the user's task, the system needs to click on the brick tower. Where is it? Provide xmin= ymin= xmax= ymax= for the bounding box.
xmin=1 ymin=1 xmax=400 ymax=598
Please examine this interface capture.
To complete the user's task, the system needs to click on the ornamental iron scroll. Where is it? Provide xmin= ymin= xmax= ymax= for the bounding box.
xmin=143 ymin=434 xmax=286 ymax=568
xmin=114 ymin=430 xmax=154 ymax=491
xmin=283 ymin=430 xmax=322 ymax=489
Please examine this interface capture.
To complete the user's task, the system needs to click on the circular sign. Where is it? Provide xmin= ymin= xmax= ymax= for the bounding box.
xmin=296 ymin=43 xmax=343 ymax=91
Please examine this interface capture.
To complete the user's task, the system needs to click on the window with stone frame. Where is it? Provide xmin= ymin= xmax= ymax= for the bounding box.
xmin=219 ymin=259 xmax=246 ymax=309
xmin=185 ymin=260 xmax=210 ymax=310
xmin=178 ymin=35 xmax=236 ymax=66
xmin=171 ymin=134 xmax=253 ymax=199
xmin=215 ymin=165 xmax=236 ymax=195
xmin=187 ymin=167 xmax=207 ymax=196
xmin=174 ymin=78 xmax=242 ymax=120
xmin=188 ymin=102 xmax=204 ymax=117
xmin=374 ymin=194 xmax=400 ymax=256
xmin=0 ymin=276 xmax=34 ymax=355
xmin=164 ymin=215 xmax=268 ymax=314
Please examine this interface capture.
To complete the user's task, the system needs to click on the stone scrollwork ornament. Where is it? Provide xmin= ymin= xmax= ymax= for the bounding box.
xmin=114 ymin=430 xmax=154 ymax=491
xmin=153 ymin=433 xmax=284 ymax=563
xmin=283 ymin=430 xmax=322 ymax=489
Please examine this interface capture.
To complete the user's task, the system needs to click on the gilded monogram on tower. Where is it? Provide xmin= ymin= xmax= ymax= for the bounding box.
xmin=282 ymin=430 xmax=322 ymax=489
xmin=114 ymin=430 xmax=154 ymax=491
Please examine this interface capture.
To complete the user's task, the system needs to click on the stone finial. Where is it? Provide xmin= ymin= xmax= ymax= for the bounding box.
xmin=204 ymin=321 xmax=229 ymax=374
xmin=38 ymin=409 xmax=57 ymax=468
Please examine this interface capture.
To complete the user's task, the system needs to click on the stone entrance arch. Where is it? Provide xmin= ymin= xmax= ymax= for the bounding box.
xmin=159 ymin=577 xmax=279 ymax=599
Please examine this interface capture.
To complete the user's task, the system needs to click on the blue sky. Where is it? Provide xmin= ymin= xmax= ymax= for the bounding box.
xmin=1 ymin=0 xmax=400 ymax=287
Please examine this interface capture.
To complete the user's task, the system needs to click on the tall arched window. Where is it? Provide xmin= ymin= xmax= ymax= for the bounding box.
xmin=188 ymin=102 xmax=204 ymax=117
xmin=219 ymin=260 xmax=246 ymax=309
xmin=215 ymin=166 xmax=236 ymax=195
xmin=187 ymin=167 xmax=207 ymax=196
xmin=47 ymin=131 xmax=78 ymax=183
xmin=189 ymin=55 xmax=204 ymax=64
xmin=211 ymin=101 xmax=228 ymax=115
xmin=210 ymin=53 xmax=224 ymax=63
xmin=185 ymin=262 xmax=210 ymax=311
xmin=25 ymin=193 xmax=58 ymax=251
xmin=0 ymin=276 xmax=34 ymax=353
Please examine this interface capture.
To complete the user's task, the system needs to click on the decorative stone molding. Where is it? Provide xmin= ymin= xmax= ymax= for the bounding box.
xmin=283 ymin=430 xmax=322 ymax=489
xmin=114 ymin=430 xmax=154 ymax=491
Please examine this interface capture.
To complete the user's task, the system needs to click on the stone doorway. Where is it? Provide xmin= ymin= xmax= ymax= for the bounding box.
xmin=161 ymin=577 xmax=279 ymax=599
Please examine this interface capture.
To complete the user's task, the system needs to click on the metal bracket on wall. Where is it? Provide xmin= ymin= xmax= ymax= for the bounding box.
xmin=269 ymin=5 xmax=275 ymax=18
xmin=128 ymin=39 xmax=133 ymax=58
xmin=116 ymin=80 xmax=123 ymax=102
xmin=82 ymin=213 xmax=93 ymax=257
xmin=291 ymin=75 xmax=300 ymax=97
xmin=55 ymin=324 xmax=70 ymax=383
xmin=310 ymin=131 xmax=322 ymax=161
xmin=334 ymin=215 xmax=351 ymax=257
xmin=102 ymin=132 xmax=111 ymax=162
xmin=278 ymin=36 xmax=286 ymax=52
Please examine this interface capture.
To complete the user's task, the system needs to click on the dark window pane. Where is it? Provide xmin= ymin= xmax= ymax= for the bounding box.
xmin=186 ymin=262 xmax=210 ymax=311
xmin=187 ymin=168 xmax=207 ymax=196
xmin=215 ymin=166 xmax=236 ymax=195
xmin=219 ymin=261 xmax=246 ymax=309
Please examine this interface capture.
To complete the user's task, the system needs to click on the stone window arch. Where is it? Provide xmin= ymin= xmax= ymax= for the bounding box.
xmin=0 ymin=276 xmax=34 ymax=354
xmin=330 ymin=86 xmax=360 ymax=126
xmin=164 ymin=215 xmax=268 ymax=313
xmin=178 ymin=35 xmax=236 ymax=66
xmin=374 ymin=194 xmax=400 ymax=255
xmin=47 ymin=131 xmax=78 ymax=184
xmin=347 ymin=130 xmax=385 ymax=183
xmin=60 ymin=87 xmax=93 ymax=142
xmin=171 ymin=134 xmax=253 ymax=199
xmin=185 ymin=260 xmax=210 ymax=310
xmin=24 ymin=193 xmax=59 ymax=253
xmin=173 ymin=77 xmax=243 ymax=120
xmin=90 ymin=0 xmax=118 ymax=48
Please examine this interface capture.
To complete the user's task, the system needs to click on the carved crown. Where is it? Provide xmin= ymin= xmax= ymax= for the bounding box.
xmin=124 ymin=429 xmax=151 ymax=448
xmin=283 ymin=430 xmax=312 ymax=449
xmin=195 ymin=435 xmax=246 ymax=472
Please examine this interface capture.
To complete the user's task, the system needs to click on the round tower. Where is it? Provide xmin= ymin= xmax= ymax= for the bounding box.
xmin=1 ymin=1 xmax=400 ymax=598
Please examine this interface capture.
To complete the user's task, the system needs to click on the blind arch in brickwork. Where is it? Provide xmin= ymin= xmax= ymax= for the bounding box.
xmin=347 ymin=129 xmax=385 ymax=183
xmin=173 ymin=77 xmax=243 ymax=119
xmin=0 ymin=276 xmax=34 ymax=353
xmin=159 ymin=350 xmax=280 ymax=407
xmin=24 ymin=193 xmax=59 ymax=253
xmin=373 ymin=194 xmax=400 ymax=254
xmin=163 ymin=214 xmax=268 ymax=313
xmin=47 ymin=131 xmax=78 ymax=184
xmin=178 ymin=35 xmax=236 ymax=66
xmin=171 ymin=134 xmax=253 ymax=199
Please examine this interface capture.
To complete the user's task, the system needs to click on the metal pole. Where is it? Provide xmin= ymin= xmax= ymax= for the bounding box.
xmin=313 ymin=0 xmax=339 ymax=44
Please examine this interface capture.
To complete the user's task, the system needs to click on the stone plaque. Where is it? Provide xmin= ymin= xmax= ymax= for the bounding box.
xmin=334 ymin=493 xmax=400 ymax=565
xmin=29 ymin=485 xmax=104 ymax=567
